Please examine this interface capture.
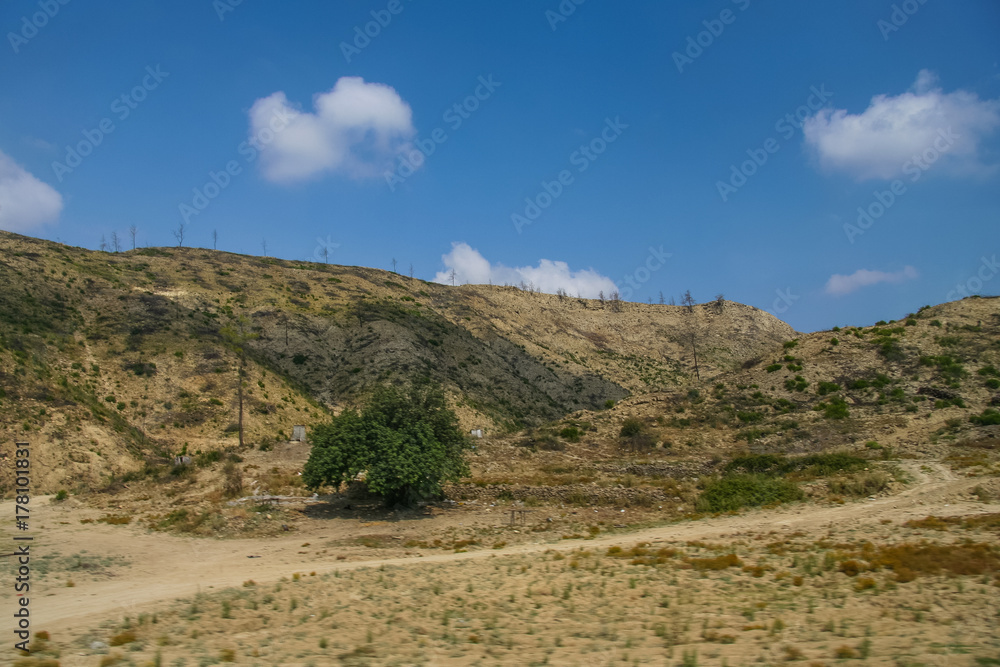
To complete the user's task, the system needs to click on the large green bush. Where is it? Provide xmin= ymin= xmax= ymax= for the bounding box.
xmin=303 ymin=384 xmax=470 ymax=506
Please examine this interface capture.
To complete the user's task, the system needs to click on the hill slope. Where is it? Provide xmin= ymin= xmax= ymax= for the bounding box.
xmin=0 ymin=231 xmax=795 ymax=493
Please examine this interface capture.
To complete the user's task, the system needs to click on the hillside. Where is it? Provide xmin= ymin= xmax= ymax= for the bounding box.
xmin=0 ymin=231 xmax=795 ymax=494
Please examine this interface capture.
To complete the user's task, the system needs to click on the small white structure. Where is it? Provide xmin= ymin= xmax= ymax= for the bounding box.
xmin=292 ymin=425 xmax=306 ymax=442
xmin=470 ymin=429 xmax=483 ymax=439
xmin=173 ymin=455 xmax=192 ymax=466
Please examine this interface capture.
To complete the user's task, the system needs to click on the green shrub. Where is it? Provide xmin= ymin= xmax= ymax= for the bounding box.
xmin=620 ymin=418 xmax=645 ymax=438
xmin=784 ymin=376 xmax=807 ymax=392
xmin=816 ymin=381 xmax=840 ymax=396
xmin=724 ymin=452 xmax=865 ymax=478
xmin=783 ymin=340 xmax=798 ymax=349
xmin=829 ymin=471 xmax=891 ymax=497
xmin=765 ymin=363 xmax=782 ymax=373
xmin=696 ymin=475 xmax=803 ymax=513
xmin=877 ymin=339 xmax=905 ymax=362
xmin=736 ymin=411 xmax=764 ymax=424
xmin=559 ymin=426 xmax=581 ymax=443
xmin=970 ymin=409 xmax=1000 ymax=426
xmin=824 ymin=397 xmax=849 ymax=420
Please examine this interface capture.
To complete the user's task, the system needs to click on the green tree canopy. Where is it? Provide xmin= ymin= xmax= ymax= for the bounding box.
xmin=303 ymin=384 xmax=470 ymax=506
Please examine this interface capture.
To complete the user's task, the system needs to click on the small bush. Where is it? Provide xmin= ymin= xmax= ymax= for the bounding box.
xmin=823 ymin=397 xmax=849 ymax=420
xmin=620 ymin=418 xmax=644 ymax=438
xmin=686 ymin=553 xmax=742 ymax=570
xmin=559 ymin=426 xmax=581 ymax=443
xmin=98 ymin=515 xmax=132 ymax=525
xmin=765 ymin=363 xmax=782 ymax=373
xmin=696 ymin=475 xmax=803 ymax=513
xmin=54 ymin=489 xmax=68 ymax=501
xmin=834 ymin=645 xmax=858 ymax=659
xmin=816 ymin=381 xmax=841 ymax=396
xmin=109 ymin=630 xmax=137 ymax=646
xmin=971 ymin=409 xmax=1000 ymax=426
xmin=828 ymin=471 xmax=890 ymax=497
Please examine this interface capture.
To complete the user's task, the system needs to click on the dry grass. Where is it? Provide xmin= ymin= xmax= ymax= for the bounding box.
xmin=29 ymin=504 xmax=1000 ymax=666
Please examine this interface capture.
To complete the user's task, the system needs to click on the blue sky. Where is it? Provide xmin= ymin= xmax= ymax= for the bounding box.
xmin=2 ymin=0 xmax=999 ymax=332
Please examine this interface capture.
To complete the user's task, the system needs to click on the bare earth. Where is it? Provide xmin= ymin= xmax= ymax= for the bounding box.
xmin=8 ymin=460 xmax=1000 ymax=666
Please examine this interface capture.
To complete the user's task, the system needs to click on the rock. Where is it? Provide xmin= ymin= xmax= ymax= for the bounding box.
xmin=90 ymin=641 xmax=109 ymax=650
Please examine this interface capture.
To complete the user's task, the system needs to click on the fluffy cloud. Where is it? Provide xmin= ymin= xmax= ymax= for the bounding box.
xmin=249 ymin=77 xmax=415 ymax=183
xmin=433 ymin=242 xmax=618 ymax=299
xmin=0 ymin=149 xmax=62 ymax=233
xmin=825 ymin=266 xmax=918 ymax=296
xmin=803 ymin=70 xmax=1000 ymax=180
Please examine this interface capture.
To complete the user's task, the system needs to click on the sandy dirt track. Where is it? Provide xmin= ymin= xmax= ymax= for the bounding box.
xmin=7 ymin=461 xmax=996 ymax=635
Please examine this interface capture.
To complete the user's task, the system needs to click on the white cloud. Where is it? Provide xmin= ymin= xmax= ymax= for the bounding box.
xmin=249 ymin=77 xmax=415 ymax=183
xmin=0 ymin=149 xmax=62 ymax=233
xmin=825 ymin=266 xmax=918 ymax=296
xmin=803 ymin=70 xmax=1000 ymax=180
xmin=433 ymin=242 xmax=618 ymax=299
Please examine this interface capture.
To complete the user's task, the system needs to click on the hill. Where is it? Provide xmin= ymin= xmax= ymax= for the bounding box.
xmin=0 ymin=231 xmax=795 ymax=494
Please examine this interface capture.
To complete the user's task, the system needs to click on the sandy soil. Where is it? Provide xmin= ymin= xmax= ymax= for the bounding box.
xmin=7 ymin=460 xmax=994 ymax=640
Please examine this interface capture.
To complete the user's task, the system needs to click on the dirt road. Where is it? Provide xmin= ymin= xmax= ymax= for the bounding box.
xmin=8 ymin=461 xmax=996 ymax=634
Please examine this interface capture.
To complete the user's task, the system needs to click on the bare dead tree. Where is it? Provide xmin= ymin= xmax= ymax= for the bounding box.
xmin=128 ymin=225 xmax=137 ymax=250
xmin=99 ymin=235 xmax=108 ymax=252
xmin=609 ymin=290 xmax=622 ymax=313
xmin=409 ymin=263 xmax=414 ymax=279
xmin=321 ymin=245 xmax=329 ymax=264
xmin=449 ymin=268 xmax=457 ymax=286
xmin=714 ymin=293 xmax=725 ymax=314
xmin=261 ymin=239 xmax=267 ymax=257
xmin=110 ymin=231 xmax=121 ymax=253
xmin=598 ymin=290 xmax=605 ymax=305
xmin=391 ymin=258 xmax=397 ymax=274
xmin=658 ymin=291 xmax=665 ymax=305
xmin=212 ymin=229 xmax=218 ymax=250
xmin=681 ymin=290 xmax=700 ymax=380
xmin=173 ymin=222 xmax=185 ymax=247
